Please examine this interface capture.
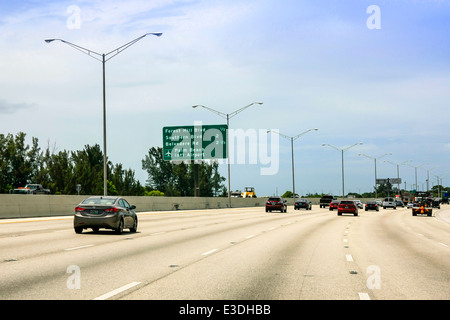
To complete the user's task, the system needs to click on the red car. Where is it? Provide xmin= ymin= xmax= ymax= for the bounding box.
xmin=337 ymin=200 xmax=358 ymax=216
xmin=329 ymin=200 xmax=340 ymax=211
xmin=266 ymin=197 xmax=287 ymax=213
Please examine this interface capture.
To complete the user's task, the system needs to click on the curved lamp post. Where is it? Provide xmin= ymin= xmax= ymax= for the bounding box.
xmin=322 ymin=142 xmax=363 ymax=198
xmin=45 ymin=33 xmax=162 ymax=195
xmin=267 ymin=128 xmax=318 ymax=201
xmin=192 ymin=102 xmax=263 ymax=208
xmin=358 ymin=152 xmax=392 ymax=197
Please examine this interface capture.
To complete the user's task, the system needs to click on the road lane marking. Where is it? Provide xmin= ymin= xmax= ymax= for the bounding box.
xmin=93 ymin=282 xmax=141 ymax=300
xmin=358 ymin=292 xmax=371 ymax=300
xmin=345 ymin=254 xmax=354 ymax=262
xmin=64 ymin=244 xmax=94 ymax=251
xmin=201 ymin=249 xmax=218 ymax=256
xmin=246 ymin=234 xmax=256 ymax=239
xmin=439 ymin=242 xmax=449 ymax=248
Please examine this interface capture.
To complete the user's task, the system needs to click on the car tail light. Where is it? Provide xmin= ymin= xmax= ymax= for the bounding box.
xmin=75 ymin=207 xmax=85 ymax=212
xmin=104 ymin=207 xmax=118 ymax=213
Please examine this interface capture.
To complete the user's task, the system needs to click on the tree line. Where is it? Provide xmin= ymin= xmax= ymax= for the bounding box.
xmin=0 ymin=132 xmax=227 ymax=196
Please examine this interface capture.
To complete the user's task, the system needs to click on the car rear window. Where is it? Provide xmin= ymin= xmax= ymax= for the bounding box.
xmin=340 ymin=201 xmax=354 ymax=204
xmin=82 ymin=198 xmax=116 ymax=205
xmin=268 ymin=197 xmax=281 ymax=201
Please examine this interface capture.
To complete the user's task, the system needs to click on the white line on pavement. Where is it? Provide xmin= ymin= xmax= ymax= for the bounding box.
xmin=64 ymin=244 xmax=94 ymax=251
xmin=358 ymin=292 xmax=371 ymax=300
xmin=201 ymin=249 xmax=218 ymax=256
xmin=345 ymin=254 xmax=354 ymax=262
xmin=93 ymin=282 xmax=142 ymax=300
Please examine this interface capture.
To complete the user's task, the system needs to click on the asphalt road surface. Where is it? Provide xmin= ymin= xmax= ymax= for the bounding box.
xmin=1 ymin=204 xmax=449 ymax=300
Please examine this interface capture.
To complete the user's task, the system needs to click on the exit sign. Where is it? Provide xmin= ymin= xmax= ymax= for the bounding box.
xmin=163 ymin=124 xmax=227 ymax=161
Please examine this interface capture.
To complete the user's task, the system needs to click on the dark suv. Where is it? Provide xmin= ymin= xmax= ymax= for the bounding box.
xmin=266 ymin=197 xmax=287 ymax=212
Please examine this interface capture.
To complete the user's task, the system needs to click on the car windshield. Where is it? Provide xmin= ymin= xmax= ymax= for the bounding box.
xmin=82 ymin=197 xmax=116 ymax=205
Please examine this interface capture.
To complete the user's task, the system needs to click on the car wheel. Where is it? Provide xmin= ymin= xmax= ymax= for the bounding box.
xmin=74 ymin=227 xmax=83 ymax=234
xmin=115 ymin=219 xmax=124 ymax=235
xmin=130 ymin=218 xmax=138 ymax=233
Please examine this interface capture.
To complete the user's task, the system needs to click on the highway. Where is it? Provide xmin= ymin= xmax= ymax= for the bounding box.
xmin=1 ymin=205 xmax=449 ymax=300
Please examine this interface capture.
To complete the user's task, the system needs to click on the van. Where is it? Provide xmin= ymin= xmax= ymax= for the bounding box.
xmin=383 ymin=197 xmax=397 ymax=209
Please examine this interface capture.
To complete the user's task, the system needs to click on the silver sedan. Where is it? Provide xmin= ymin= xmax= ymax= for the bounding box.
xmin=73 ymin=196 xmax=138 ymax=234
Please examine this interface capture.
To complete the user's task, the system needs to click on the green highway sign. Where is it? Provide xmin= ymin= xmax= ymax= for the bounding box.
xmin=163 ymin=124 xmax=228 ymax=161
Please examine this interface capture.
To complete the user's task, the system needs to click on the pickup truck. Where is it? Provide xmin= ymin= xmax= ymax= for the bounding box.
xmin=11 ymin=184 xmax=50 ymax=195
xmin=412 ymin=202 xmax=432 ymax=216
xmin=319 ymin=195 xmax=337 ymax=208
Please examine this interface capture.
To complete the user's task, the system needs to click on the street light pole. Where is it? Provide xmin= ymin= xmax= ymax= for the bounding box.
xmin=267 ymin=129 xmax=318 ymax=201
xmin=45 ymin=33 xmax=162 ymax=195
xmin=406 ymin=162 xmax=427 ymax=192
xmin=322 ymin=142 xmax=363 ymax=198
xmin=192 ymin=102 xmax=263 ymax=208
xmin=358 ymin=152 xmax=392 ymax=197
xmin=384 ymin=159 xmax=412 ymax=191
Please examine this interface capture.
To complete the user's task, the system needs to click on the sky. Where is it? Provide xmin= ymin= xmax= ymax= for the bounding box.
xmin=1 ymin=0 xmax=449 ymax=197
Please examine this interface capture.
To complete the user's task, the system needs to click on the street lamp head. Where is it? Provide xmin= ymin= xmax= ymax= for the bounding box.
xmin=148 ymin=32 xmax=163 ymax=37
xmin=45 ymin=39 xmax=56 ymax=43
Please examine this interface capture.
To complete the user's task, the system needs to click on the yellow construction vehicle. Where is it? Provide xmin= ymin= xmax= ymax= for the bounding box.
xmin=241 ymin=187 xmax=256 ymax=198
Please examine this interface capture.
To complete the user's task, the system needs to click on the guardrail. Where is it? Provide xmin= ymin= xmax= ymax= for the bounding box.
xmin=0 ymin=195 xmax=375 ymax=219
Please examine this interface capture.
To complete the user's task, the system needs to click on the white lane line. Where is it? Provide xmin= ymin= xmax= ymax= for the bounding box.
xmin=64 ymin=244 xmax=94 ymax=251
xmin=201 ymin=249 xmax=218 ymax=256
xmin=345 ymin=254 xmax=354 ymax=262
xmin=93 ymin=282 xmax=141 ymax=300
xmin=246 ymin=234 xmax=256 ymax=239
xmin=358 ymin=292 xmax=371 ymax=300
xmin=439 ymin=242 xmax=449 ymax=248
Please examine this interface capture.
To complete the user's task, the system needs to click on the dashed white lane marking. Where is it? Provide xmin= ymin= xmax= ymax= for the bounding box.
xmin=246 ymin=234 xmax=256 ymax=239
xmin=345 ymin=254 xmax=354 ymax=262
xmin=439 ymin=242 xmax=449 ymax=248
xmin=64 ymin=244 xmax=94 ymax=251
xmin=201 ymin=249 xmax=218 ymax=256
xmin=93 ymin=282 xmax=141 ymax=300
xmin=358 ymin=292 xmax=371 ymax=300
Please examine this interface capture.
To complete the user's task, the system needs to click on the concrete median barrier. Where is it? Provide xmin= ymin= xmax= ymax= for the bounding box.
xmin=0 ymin=195 xmax=377 ymax=219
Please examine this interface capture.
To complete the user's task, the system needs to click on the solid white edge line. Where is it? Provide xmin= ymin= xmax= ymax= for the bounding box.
xmin=93 ymin=282 xmax=141 ymax=300
xmin=201 ymin=249 xmax=218 ymax=256
xmin=64 ymin=244 xmax=94 ymax=251
xmin=358 ymin=292 xmax=371 ymax=300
